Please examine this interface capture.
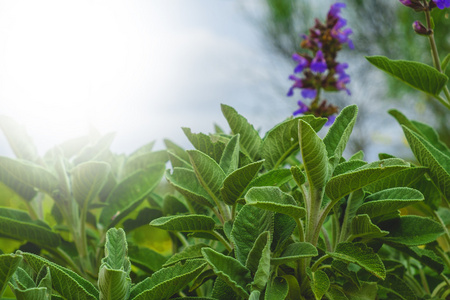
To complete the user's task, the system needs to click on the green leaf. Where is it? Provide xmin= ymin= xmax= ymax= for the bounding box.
xmin=323 ymin=105 xmax=358 ymax=169
xmin=167 ymin=151 xmax=192 ymax=169
xmin=187 ymin=150 xmax=226 ymax=200
xmin=99 ymin=163 xmax=165 ymax=227
xmin=72 ymin=161 xmax=110 ymax=209
xmin=261 ymin=116 xmax=326 ymax=170
xmin=363 ymin=167 xmax=428 ymax=194
xmin=247 ymin=169 xmax=292 ymax=189
xmin=307 ymin=269 xmax=330 ymax=300
xmin=166 ymin=168 xmax=214 ymax=208
xmin=350 ymin=215 xmax=389 ymax=241
xmin=264 ymin=277 xmax=289 ymax=300
xmin=333 ymin=160 xmax=367 ymax=176
xmin=331 ymin=260 xmax=360 ymax=289
xmin=299 ymin=120 xmax=329 ymax=191
xmin=129 ymin=260 xmax=206 ymax=300
xmin=183 ymin=128 xmax=226 ymax=163
xmin=164 ymin=139 xmax=190 ymax=162
xmin=211 ymin=277 xmax=239 ymax=300
xmin=291 ymin=166 xmax=306 ymax=186
xmin=219 ymin=134 xmax=240 ymax=175
xmin=271 ymin=213 xmax=296 ymax=253
xmin=231 ymin=205 xmax=273 ymax=264
xmin=0 ymin=157 xmax=58 ymax=194
xmin=0 ymin=208 xmax=60 ymax=248
xmin=441 ymin=53 xmax=450 ymax=72
xmin=221 ymin=160 xmax=263 ymax=205
xmin=245 ymin=231 xmax=270 ymax=275
xmin=402 ymin=126 xmax=450 ymax=202
xmin=245 ymin=186 xmax=306 ymax=219
xmin=128 ymin=246 xmax=167 ymax=273
xmin=0 ymin=253 xmax=22 ymax=298
xmin=201 ymin=248 xmax=251 ymax=298
xmin=21 ymin=252 xmax=99 ymax=299
xmin=163 ymin=244 xmax=208 ymax=267
xmin=386 ymin=244 xmax=444 ymax=273
xmin=73 ymin=132 xmax=116 ymax=165
xmin=271 ymin=242 xmax=317 ymax=265
xmin=221 ymin=104 xmax=262 ymax=161
xmin=150 ymin=215 xmax=216 ymax=232
xmin=326 ymin=287 xmax=349 ymax=300
xmin=328 ymin=242 xmax=386 ymax=279
xmin=366 ymin=56 xmax=448 ymax=96
xmin=248 ymin=232 xmax=271 ymax=291
xmin=11 ymin=288 xmax=49 ymax=300
xmin=343 ymin=282 xmax=378 ymax=300
xmin=98 ymin=229 xmax=131 ymax=300
xmin=325 ymin=159 xmax=409 ymax=201
xmin=357 ymin=187 xmax=424 ymax=218
xmin=377 ymin=215 xmax=444 ymax=246
xmin=378 ymin=274 xmax=416 ymax=300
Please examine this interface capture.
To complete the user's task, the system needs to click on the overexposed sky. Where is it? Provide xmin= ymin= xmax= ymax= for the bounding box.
xmin=0 ymin=0 xmax=291 ymax=156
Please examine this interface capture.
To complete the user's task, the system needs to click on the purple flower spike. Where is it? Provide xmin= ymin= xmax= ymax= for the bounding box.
xmin=433 ymin=0 xmax=450 ymax=9
xmin=310 ymin=50 xmax=327 ymax=73
xmin=287 ymin=75 xmax=303 ymax=97
xmin=328 ymin=3 xmax=346 ymax=18
xmin=292 ymin=54 xmax=309 ymax=73
xmin=301 ymin=88 xmax=317 ymax=99
xmin=293 ymin=100 xmax=309 ymax=116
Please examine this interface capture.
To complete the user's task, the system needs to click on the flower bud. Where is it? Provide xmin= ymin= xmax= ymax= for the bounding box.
xmin=412 ymin=20 xmax=431 ymax=35
xmin=398 ymin=0 xmax=426 ymax=11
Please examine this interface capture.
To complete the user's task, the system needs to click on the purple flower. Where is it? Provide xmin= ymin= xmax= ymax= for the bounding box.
xmin=301 ymin=88 xmax=317 ymax=99
xmin=310 ymin=50 xmax=327 ymax=73
xmin=287 ymin=75 xmax=303 ymax=97
xmin=412 ymin=20 xmax=430 ymax=35
xmin=292 ymin=54 xmax=309 ymax=73
xmin=293 ymin=100 xmax=309 ymax=116
xmin=328 ymin=3 xmax=346 ymax=18
xmin=433 ymin=0 xmax=450 ymax=9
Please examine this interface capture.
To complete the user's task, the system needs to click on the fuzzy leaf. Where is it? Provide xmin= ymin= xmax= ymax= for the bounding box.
xmin=307 ymin=269 xmax=330 ymax=300
xmin=333 ymin=160 xmax=367 ymax=176
xmin=128 ymin=246 xmax=167 ymax=273
xmin=129 ymin=260 xmax=206 ymax=300
xmin=0 ymin=253 xmax=22 ymax=297
xmin=246 ymin=231 xmax=270 ymax=275
xmin=247 ymin=169 xmax=292 ymax=189
xmin=357 ymin=187 xmax=424 ymax=218
xmin=299 ymin=120 xmax=329 ymax=191
xmin=72 ymin=161 xmax=110 ymax=209
xmin=245 ymin=186 xmax=305 ymax=219
xmin=163 ymin=244 xmax=209 ymax=267
xmin=219 ymin=134 xmax=240 ymax=175
xmin=166 ymin=168 xmax=214 ymax=208
xmin=150 ymin=215 xmax=216 ymax=232
xmin=248 ymin=232 xmax=271 ymax=291
xmin=402 ymin=126 xmax=450 ymax=202
xmin=221 ymin=104 xmax=262 ymax=161
xmin=350 ymin=215 xmax=389 ymax=241
xmin=377 ymin=215 xmax=444 ymax=246
xmin=183 ymin=128 xmax=226 ymax=163
xmin=328 ymin=242 xmax=386 ymax=279
xmin=366 ymin=56 xmax=448 ymax=96
xmin=0 ymin=208 xmax=60 ymax=248
xmin=264 ymin=277 xmax=288 ymax=300
xmin=231 ymin=205 xmax=273 ymax=264
xmin=323 ymin=105 xmax=358 ymax=169
xmin=221 ymin=160 xmax=263 ymax=205
xmin=21 ymin=252 xmax=99 ymax=299
xmin=378 ymin=274 xmax=416 ymax=300
xmin=291 ymin=166 xmax=306 ymax=186
xmin=99 ymin=163 xmax=165 ymax=227
xmin=326 ymin=159 xmax=409 ymax=201
xmin=271 ymin=242 xmax=318 ymax=265
xmin=364 ymin=167 xmax=428 ymax=194
xmin=386 ymin=244 xmax=444 ymax=273
xmin=122 ymin=150 xmax=168 ymax=177
xmin=344 ymin=282 xmax=378 ymax=300
xmin=187 ymin=150 xmax=226 ymax=200
xmin=202 ymin=248 xmax=251 ymax=298
xmin=261 ymin=116 xmax=326 ymax=170
xmin=0 ymin=116 xmax=40 ymax=162
xmin=271 ymin=213 xmax=296 ymax=253
xmin=331 ymin=260 xmax=360 ymax=289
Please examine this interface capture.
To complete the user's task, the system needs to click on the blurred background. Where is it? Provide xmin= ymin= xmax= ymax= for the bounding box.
xmin=0 ymin=0 xmax=448 ymax=161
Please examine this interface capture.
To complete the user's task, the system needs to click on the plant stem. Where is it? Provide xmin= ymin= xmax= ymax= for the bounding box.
xmin=419 ymin=267 xmax=430 ymax=294
xmin=175 ymin=232 xmax=190 ymax=248
xmin=432 ymin=209 xmax=450 ymax=249
xmin=424 ymin=9 xmax=450 ymax=104
xmin=211 ymin=230 xmax=232 ymax=252
xmin=295 ymin=218 xmax=305 ymax=243
xmin=321 ymin=227 xmax=332 ymax=252
xmin=310 ymin=254 xmax=330 ymax=272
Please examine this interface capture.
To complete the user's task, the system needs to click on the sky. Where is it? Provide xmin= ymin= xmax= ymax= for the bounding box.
xmin=0 ymin=0 xmax=296 ymax=157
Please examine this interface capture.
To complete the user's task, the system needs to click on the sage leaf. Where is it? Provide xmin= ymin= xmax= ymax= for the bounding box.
xmin=307 ymin=269 xmax=330 ymax=300
xmin=246 ymin=232 xmax=271 ymax=291
xmin=221 ymin=160 xmax=263 ymax=205
xmin=357 ymin=187 xmax=424 ymax=218
xmin=221 ymin=104 xmax=262 ymax=161
xmin=386 ymin=244 xmax=444 ymax=273
xmin=323 ymin=105 xmax=358 ymax=169
xmin=201 ymin=248 xmax=251 ymax=298
xmin=72 ymin=161 xmax=110 ymax=209
xmin=350 ymin=215 xmax=389 ymax=241
xmin=128 ymin=246 xmax=167 ymax=273
xmin=122 ymin=150 xmax=168 ymax=177
xmin=331 ymin=260 xmax=360 ymax=289
xmin=247 ymin=168 xmax=292 ymax=189
xmin=271 ymin=213 xmax=297 ymax=253
xmin=129 ymin=260 xmax=206 ymax=300
xmin=183 ymin=128 xmax=226 ymax=163
xmin=0 ymin=253 xmax=22 ymax=298
xmin=231 ymin=205 xmax=273 ymax=264
xmin=378 ymin=215 xmax=444 ymax=246
xmin=328 ymin=242 xmax=386 ymax=279
xmin=366 ymin=56 xmax=448 ymax=96
xmin=163 ymin=243 xmax=209 ymax=267
xmin=246 ymin=231 xmax=270 ymax=275
xmin=245 ymin=186 xmax=306 ymax=219
xmin=264 ymin=277 xmax=288 ymax=300
xmin=150 ymin=215 xmax=216 ymax=232
xmin=378 ymin=274 xmax=416 ymax=300
xmin=219 ymin=134 xmax=240 ymax=175
xmin=0 ymin=116 xmax=40 ymax=162
xmin=364 ymin=167 xmax=428 ymax=194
